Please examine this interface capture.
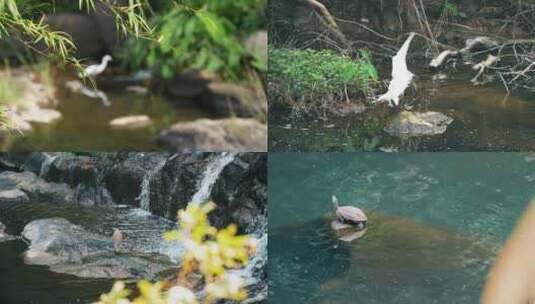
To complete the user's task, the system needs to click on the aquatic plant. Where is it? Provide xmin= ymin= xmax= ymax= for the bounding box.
xmin=121 ymin=0 xmax=266 ymax=80
xmin=96 ymin=201 xmax=257 ymax=304
xmin=268 ymin=47 xmax=378 ymax=112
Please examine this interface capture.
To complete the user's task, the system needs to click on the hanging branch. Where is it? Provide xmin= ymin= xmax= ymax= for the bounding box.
xmin=302 ymin=0 xmax=351 ymax=49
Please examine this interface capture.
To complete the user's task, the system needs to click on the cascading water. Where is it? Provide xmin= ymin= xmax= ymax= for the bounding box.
xmin=39 ymin=153 xmax=59 ymax=178
xmin=191 ymin=152 xmax=236 ymax=204
xmin=136 ymin=157 xmax=169 ymax=211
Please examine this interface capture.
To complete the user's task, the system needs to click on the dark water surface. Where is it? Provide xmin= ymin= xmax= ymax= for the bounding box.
xmin=0 ymin=201 xmax=179 ymax=304
xmin=268 ymin=153 xmax=535 ymax=303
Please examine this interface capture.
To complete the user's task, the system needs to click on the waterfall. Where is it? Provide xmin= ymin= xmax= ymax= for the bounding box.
xmin=39 ymin=153 xmax=59 ymax=178
xmin=191 ymin=152 xmax=236 ymax=204
xmin=137 ymin=158 xmax=168 ymax=211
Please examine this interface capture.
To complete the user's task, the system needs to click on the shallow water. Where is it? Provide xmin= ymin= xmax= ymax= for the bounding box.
xmin=269 ymin=66 xmax=535 ymax=152
xmin=4 ymin=85 xmax=213 ymax=151
xmin=268 ymin=153 xmax=535 ymax=303
xmin=0 ymin=201 xmax=180 ymax=303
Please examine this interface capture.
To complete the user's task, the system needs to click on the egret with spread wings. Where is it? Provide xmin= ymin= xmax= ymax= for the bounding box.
xmin=377 ymin=32 xmax=416 ymax=107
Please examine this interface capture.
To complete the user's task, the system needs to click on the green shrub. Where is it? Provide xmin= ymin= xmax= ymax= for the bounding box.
xmin=268 ymin=48 xmax=378 ymax=110
xmin=121 ymin=0 xmax=266 ymax=80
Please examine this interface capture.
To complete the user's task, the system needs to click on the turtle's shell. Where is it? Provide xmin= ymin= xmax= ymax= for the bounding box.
xmin=336 ymin=206 xmax=367 ymax=224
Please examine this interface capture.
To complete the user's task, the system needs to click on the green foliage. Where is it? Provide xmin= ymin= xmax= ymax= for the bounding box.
xmin=0 ymin=0 xmax=151 ymax=65
xmin=121 ymin=0 xmax=266 ymax=80
xmin=443 ymin=0 xmax=459 ymax=17
xmin=268 ymin=47 xmax=379 ymax=110
xmin=97 ymin=202 xmax=257 ymax=304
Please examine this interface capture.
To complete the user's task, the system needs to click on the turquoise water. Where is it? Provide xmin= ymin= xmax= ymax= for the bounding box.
xmin=268 ymin=153 xmax=535 ymax=303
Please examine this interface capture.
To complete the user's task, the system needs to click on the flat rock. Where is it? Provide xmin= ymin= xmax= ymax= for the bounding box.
xmin=109 ymin=115 xmax=153 ymax=130
xmin=157 ymin=118 xmax=267 ymax=152
xmin=0 ymin=188 xmax=29 ymax=204
xmin=384 ymin=111 xmax=453 ymax=137
xmin=20 ymin=107 xmax=62 ymax=124
xmin=22 ymin=218 xmax=172 ymax=279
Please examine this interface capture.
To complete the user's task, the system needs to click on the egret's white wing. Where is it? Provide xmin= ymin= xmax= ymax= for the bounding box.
xmin=378 ymin=32 xmax=416 ymax=106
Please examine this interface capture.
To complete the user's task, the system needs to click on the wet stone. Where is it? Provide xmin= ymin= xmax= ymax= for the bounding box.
xmin=384 ymin=111 xmax=453 ymax=137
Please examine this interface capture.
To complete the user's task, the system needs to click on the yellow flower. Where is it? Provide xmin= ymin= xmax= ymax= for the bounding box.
xmin=205 ymin=273 xmax=247 ymax=301
xmin=167 ymin=286 xmax=198 ymax=304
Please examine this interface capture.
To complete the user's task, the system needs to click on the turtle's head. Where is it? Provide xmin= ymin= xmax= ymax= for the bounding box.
xmin=331 ymin=195 xmax=339 ymax=209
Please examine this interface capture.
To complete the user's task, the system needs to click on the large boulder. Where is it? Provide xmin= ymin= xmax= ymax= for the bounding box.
xmin=103 ymin=153 xmax=170 ymax=206
xmin=165 ymin=70 xmax=215 ymax=100
xmin=0 ymin=171 xmax=74 ymax=204
xmin=22 ymin=218 xmax=113 ymax=266
xmin=200 ymin=82 xmax=267 ymax=118
xmin=384 ymin=111 xmax=453 ymax=137
xmin=44 ymin=13 xmax=104 ymax=59
xmin=147 ymin=153 xmax=211 ymax=219
xmin=21 ymin=218 xmax=172 ymax=279
xmin=157 ymin=118 xmax=267 ymax=152
xmin=210 ymin=153 xmax=267 ymax=233
xmin=45 ymin=1 xmax=128 ymax=59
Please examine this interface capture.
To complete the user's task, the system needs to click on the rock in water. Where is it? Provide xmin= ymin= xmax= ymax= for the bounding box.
xmin=20 ymin=107 xmax=62 ymax=124
xmin=157 ymin=118 xmax=267 ymax=152
xmin=22 ymin=218 xmax=172 ymax=279
xmin=384 ymin=111 xmax=453 ymax=137
xmin=0 ymin=188 xmax=29 ymax=204
xmin=109 ymin=115 xmax=153 ymax=130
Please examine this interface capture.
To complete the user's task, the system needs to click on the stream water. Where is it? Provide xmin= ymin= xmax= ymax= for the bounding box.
xmin=268 ymin=152 xmax=535 ymax=303
xmin=4 ymin=85 xmax=214 ymax=151
xmin=270 ymin=70 xmax=535 ymax=152
xmin=0 ymin=152 xmax=265 ymax=303
xmin=0 ymin=201 xmax=175 ymax=303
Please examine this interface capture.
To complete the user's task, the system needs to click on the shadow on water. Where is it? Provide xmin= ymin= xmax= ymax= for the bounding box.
xmin=5 ymin=86 xmax=215 ymax=151
xmin=270 ymin=213 xmax=493 ymax=304
xmin=269 ymin=218 xmax=351 ymax=303
xmin=0 ymin=240 xmax=114 ymax=304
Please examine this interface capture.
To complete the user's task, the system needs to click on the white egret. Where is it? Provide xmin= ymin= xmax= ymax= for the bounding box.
xmin=377 ymin=32 xmax=416 ymax=107
xmin=79 ymin=54 xmax=112 ymax=78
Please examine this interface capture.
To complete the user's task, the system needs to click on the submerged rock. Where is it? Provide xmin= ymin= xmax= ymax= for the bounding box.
xmin=157 ymin=118 xmax=267 ymax=152
xmin=109 ymin=115 xmax=153 ymax=130
xmin=22 ymin=218 xmax=172 ymax=279
xmin=384 ymin=111 xmax=453 ymax=137
xmin=272 ymin=213 xmax=495 ymax=303
xmin=20 ymin=107 xmax=62 ymax=124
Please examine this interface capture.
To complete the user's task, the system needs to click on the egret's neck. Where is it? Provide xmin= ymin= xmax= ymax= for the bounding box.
xmin=100 ymin=58 xmax=110 ymax=69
